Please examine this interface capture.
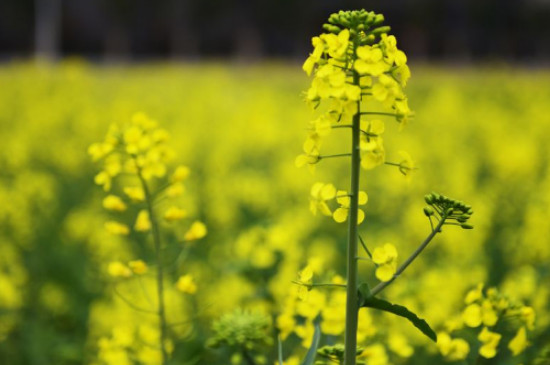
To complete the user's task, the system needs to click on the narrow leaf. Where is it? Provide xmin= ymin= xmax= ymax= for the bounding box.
xmin=301 ymin=322 xmax=321 ymax=365
xmin=361 ymin=296 xmax=437 ymax=342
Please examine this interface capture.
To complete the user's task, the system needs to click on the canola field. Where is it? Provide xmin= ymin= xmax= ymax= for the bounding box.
xmin=0 ymin=61 xmax=549 ymax=365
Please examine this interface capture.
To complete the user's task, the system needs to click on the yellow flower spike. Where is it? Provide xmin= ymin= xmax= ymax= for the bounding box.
xmin=478 ymin=327 xmax=501 ymax=359
xmin=128 ymin=260 xmax=148 ymax=275
xmin=134 ymin=210 xmax=151 ymax=232
xmin=104 ymin=221 xmax=130 ymax=236
xmin=175 ymin=274 xmax=197 ymax=294
xmin=184 ymin=221 xmax=207 ymax=241
xmin=163 ymin=206 xmax=186 ymax=222
xmin=123 ymin=186 xmax=145 ymax=202
xmin=171 ymin=165 xmax=190 ymax=183
xmin=102 ymin=195 xmax=127 ymax=212
xmin=508 ymin=326 xmax=529 ymax=356
xmin=107 ymin=261 xmax=132 ymax=278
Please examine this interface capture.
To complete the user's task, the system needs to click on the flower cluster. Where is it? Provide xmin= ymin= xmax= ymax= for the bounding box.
xmin=309 ymin=182 xmax=368 ymax=224
xmin=423 ymin=192 xmax=474 ymax=229
xmin=298 ymin=10 xmax=415 ymax=223
xmin=437 ymin=284 xmax=534 ymax=361
xmin=89 ymin=112 xmax=207 ymax=244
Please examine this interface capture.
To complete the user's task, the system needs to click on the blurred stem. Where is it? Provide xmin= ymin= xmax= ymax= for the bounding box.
xmin=370 ymin=217 xmax=446 ymax=297
xmin=344 ymin=71 xmax=361 ymax=365
xmin=242 ymin=348 xmax=257 ymax=365
xmin=136 ymin=165 xmax=169 ymax=365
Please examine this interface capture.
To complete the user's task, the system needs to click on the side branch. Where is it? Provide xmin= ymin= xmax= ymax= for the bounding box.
xmin=370 ymin=217 xmax=446 ymax=296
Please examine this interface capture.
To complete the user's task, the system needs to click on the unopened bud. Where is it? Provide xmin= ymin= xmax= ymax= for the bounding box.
xmin=423 ymin=207 xmax=435 ymax=217
xmin=370 ymin=26 xmax=391 ymax=36
xmin=373 ymin=14 xmax=385 ymax=26
xmin=461 ymin=224 xmax=474 ymax=230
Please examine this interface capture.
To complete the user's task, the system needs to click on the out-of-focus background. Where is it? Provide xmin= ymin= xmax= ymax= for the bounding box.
xmin=2 ymin=0 xmax=550 ymax=62
xmin=1 ymin=1 xmax=550 ymax=365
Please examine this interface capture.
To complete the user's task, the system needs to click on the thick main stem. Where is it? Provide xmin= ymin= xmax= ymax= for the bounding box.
xmin=137 ymin=169 xmax=169 ymax=365
xmin=344 ymin=72 xmax=362 ymax=365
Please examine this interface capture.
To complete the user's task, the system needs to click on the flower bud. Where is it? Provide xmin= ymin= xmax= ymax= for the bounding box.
xmin=423 ymin=207 xmax=435 ymax=217
xmin=424 ymin=194 xmax=434 ymax=205
xmin=370 ymin=26 xmax=391 ymax=36
xmin=461 ymin=224 xmax=474 ymax=230
xmin=373 ymin=14 xmax=385 ymax=26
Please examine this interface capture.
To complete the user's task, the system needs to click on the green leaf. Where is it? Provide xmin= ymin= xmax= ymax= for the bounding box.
xmin=360 ymin=296 xmax=437 ymax=342
xmin=301 ymin=322 xmax=321 ymax=365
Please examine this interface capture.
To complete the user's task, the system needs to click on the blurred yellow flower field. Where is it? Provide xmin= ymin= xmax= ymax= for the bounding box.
xmin=0 ymin=61 xmax=549 ymax=364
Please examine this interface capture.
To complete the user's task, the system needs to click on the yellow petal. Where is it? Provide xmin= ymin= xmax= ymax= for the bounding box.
xmin=333 ymin=208 xmax=348 ymax=223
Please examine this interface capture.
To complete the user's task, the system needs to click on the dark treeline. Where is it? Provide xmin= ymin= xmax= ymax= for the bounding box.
xmin=1 ymin=0 xmax=549 ymax=62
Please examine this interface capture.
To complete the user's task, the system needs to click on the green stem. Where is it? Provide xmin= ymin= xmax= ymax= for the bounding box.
xmin=319 ymin=153 xmax=352 ymax=160
xmin=136 ymin=166 xmax=169 ymax=365
xmin=344 ymin=71 xmax=361 ymax=365
xmin=370 ymin=217 xmax=446 ymax=296
xmin=360 ymin=111 xmax=399 ymax=117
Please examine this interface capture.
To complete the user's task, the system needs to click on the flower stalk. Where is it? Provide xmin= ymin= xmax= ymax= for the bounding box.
xmin=136 ymin=163 xmax=169 ymax=365
xmin=344 ymin=70 xmax=362 ymax=365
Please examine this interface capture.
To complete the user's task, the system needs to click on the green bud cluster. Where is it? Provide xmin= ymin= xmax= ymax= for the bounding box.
xmin=207 ymin=309 xmax=272 ymax=350
xmin=423 ymin=192 xmax=474 ymax=229
xmin=322 ymin=9 xmax=391 ymax=45
xmin=316 ymin=344 xmax=364 ymax=363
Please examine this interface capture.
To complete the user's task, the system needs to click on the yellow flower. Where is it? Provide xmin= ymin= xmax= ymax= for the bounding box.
xmin=323 ymin=29 xmax=349 ymax=59
xmin=437 ymin=332 xmax=470 ymax=361
xmin=478 ymin=327 xmax=501 ymax=359
xmin=397 ymin=151 xmax=415 ymax=180
xmin=123 ymin=186 xmax=145 ymax=202
xmin=175 ymin=274 xmax=197 ymax=294
xmin=276 ymin=311 xmax=296 ymax=340
xmin=388 ymin=333 xmax=414 ymax=358
xmin=171 ymin=165 xmax=190 ymax=183
xmin=128 ymin=260 xmax=148 ymax=275
xmin=520 ymin=306 xmax=535 ymax=330
xmin=184 ymin=221 xmax=207 ymax=241
xmin=354 ymin=45 xmax=387 ymax=76
xmin=465 ymin=283 xmax=484 ymax=304
xmin=358 ymin=344 xmax=389 ymax=365
xmin=309 ymin=182 xmax=336 ymax=216
xmin=462 ymin=300 xmax=498 ymax=328
xmin=332 ymin=190 xmax=368 ymax=224
xmin=108 ymin=261 xmax=132 ymax=278
xmin=372 ymin=243 xmax=398 ymax=282
xmin=94 ymin=171 xmax=112 ymax=191
xmin=508 ymin=326 xmax=529 ymax=356
xmin=102 ymin=195 xmax=127 ymax=212
xmin=104 ymin=221 xmax=130 ymax=235
xmin=166 ymin=182 xmax=185 ymax=197
xmin=163 ymin=206 xmax=186 ymax=222
xmin=134 ymin=210 xmax=151 ymax=232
